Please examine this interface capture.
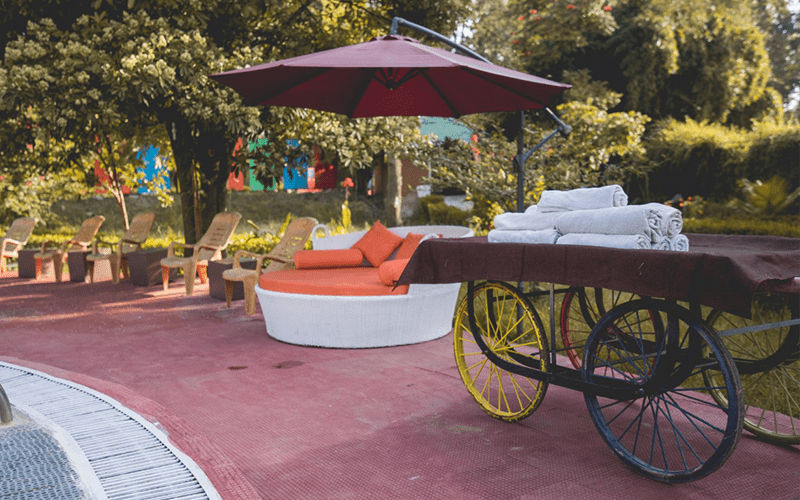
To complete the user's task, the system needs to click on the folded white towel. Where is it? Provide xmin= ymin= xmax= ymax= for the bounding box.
xmin=488 ymin=228 xmax=560 ymax=244
xmin=555 ymin=205 xmax=663 ymax=242
xmin=524 ymin=204 xmax=538 ymax=214
xmin=556 ymin=233 xmax=651 ymax=250
xmin=538 ymin=185 xmax=628 ymax=213
xmin=645 ymin=203 xmax=683 ymax=238
xmin=493 ymin=211 xmax=562 ymax=231
xmin=668 ymin=234 xmax=690 ymax=251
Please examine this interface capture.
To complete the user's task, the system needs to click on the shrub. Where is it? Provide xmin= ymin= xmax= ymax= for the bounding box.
xmin=411 ymin=195 xmax=472 ymax=226
xmin=684 ymin=216 xmax=800 ymax=237
xmin=645 ymin=118 xmax=800 ymax=201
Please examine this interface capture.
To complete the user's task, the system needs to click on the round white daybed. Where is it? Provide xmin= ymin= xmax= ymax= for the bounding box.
xmin=255 ymin=225 xmax=473 ymax=348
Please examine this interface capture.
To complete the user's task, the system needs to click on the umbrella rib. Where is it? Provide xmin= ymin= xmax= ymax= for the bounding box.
xmin=346 ymin=68 xmax=380 ymax=117
xmin=420 ymin=71 xmax=461 ymax=118
xmin=458 ymin=67 xmax=548 ymax=108
xmin=250 ymin=67 xmax=333 ymax=106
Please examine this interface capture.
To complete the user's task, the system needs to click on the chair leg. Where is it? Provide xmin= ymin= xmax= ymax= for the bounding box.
xmin=110 ymin=255 xmax=121 ymax=284
xmin=121 ymin=259 xmax=129 ymax=279
xmin=161 ymin=266 xmax=171 ymax=291
xmin=197 ymin=264 xmax=208 ymax=284
xmin=183 ymin=262 xmax=196 ymax=295
xmin=224 ymin=279 xmax=234 ymax=308
xmin=53 ymin=254 xmax=64 ymax=283
xmin=0 ymin=256 xmax=5 ymax=273
xmin=243 ymin=276 xmax=258 ymax=315
xmin=35 ymin=258 xmax=42 ymax=279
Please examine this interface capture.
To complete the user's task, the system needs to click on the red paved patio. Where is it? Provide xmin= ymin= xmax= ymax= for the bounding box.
xmin=0 ymin=269 xmax=798 ymax=499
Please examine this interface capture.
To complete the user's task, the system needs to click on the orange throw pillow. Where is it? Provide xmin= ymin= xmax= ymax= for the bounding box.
xmin=351 ymin=221 xmax=403 ymax=267
xmin=378 ymin=258 xmax=410 ymax=286
xmin=294 ymin=249 xmax=364 ymax=269
xmin=394 ymin=233 xmax=424 ymax=260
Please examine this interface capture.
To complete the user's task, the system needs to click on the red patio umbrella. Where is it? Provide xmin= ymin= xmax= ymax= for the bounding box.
xmin=209 ymin=34 xmax=570 ymax=118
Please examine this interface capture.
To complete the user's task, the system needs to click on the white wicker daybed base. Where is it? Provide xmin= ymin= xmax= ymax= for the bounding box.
xmin=255 ymin=225 xmax=472 ymax=348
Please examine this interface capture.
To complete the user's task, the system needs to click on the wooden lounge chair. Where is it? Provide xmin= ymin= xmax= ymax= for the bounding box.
xmin=222 ymin=216 xmax=318 ymax=314
xmin=34 ymin=215 xmax=105 ymax=282
xmin=0 ymin=217 xmax=38 ymax=273
xmin=160 ymin=212 xmax=241 ymax=295
xmin=86 ymin=212 xmax=156 ymax=284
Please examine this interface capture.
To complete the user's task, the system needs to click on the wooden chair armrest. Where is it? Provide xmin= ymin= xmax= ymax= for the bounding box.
xmin=92 ymin=237 xmax=116 ymax=254
xmin=166 ymin=241 xmax=192 ymax=258
xmin=262 ymin=253 xmax=292 ymax=264
xmin=1 ymin=238 xmax=21 ymax=252
xmin=121 ymin=237 xmax=145 ymax=245
xmin=61 ymin=239 xmax=88 ymax=252
xmin=232 ymin=250 xmax=261 ymax=267
xmin=40 ymin=240 xmax=56 ymax=253
xmin=254 ymin=252 xmax=292 ymax=274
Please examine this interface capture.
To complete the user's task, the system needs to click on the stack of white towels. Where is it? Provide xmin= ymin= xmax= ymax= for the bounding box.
xmin=488 ymin=184 xmax=689 ymax=251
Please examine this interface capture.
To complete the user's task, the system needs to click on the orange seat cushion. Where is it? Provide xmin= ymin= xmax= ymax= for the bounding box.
xmin=394 ymin=233 xmax=425 ymax=260
xmin=259 ymin=267 xmax=409 ymax=296
xmin=294 ymin=248 xmax=364 ymax=269
xmin=377 ymin=258 xmax=410 ymax=286
xmin=351 ymin=221 xmax=403 ymax=267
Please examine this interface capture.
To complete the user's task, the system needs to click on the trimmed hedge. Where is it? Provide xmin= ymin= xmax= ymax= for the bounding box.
xmin=645 ymin=119 xmax=800 ymax=200
xmin=684 ymin=216 xmax=800 ymax=238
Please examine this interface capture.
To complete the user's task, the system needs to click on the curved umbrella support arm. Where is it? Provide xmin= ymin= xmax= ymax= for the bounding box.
xmin=390 ymin=17 xmax=490 ymax=63
xmin=389 ymin=16 xmax=572 ymax=212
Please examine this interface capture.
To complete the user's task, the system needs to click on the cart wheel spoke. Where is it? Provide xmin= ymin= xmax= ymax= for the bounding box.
xmin=454 ymin=281 xmax=549 ymax=422
xmin=705 ymin=292 xmax=800 ymax=444
xmin=561 ymin=287 xmax=659 ymax=370
xmin=584 ymin=299 xmax=743 ymax=483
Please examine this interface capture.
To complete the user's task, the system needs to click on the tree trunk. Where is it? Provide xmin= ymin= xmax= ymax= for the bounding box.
xmin=195 ymin=128 xmax=232 ymax=238
xmin=166 ymin=117 xmax=201 ymax=244
xmin=385 ymin=152 xmax=402 ymax=226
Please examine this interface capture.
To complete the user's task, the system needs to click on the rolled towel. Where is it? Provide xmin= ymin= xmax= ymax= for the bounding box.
xmin=538 ymin=185 xmax=628 ymax=213
xmin=488 ymin=228 xmax=560 ymax=244
xmin=651 ymin=237 xmax=671 ymax=251
xmin=493 ymin=211 xmax=562 ymax=231
xmin=556 ymin=233 xmax=651 ymax=250
xmin=645 ymin=203 xmax=683 ymax=238
xmin=555 ymin=205 xmax=664 ymax=243
xmin=668 ymin=234 xmax=690 ymax=252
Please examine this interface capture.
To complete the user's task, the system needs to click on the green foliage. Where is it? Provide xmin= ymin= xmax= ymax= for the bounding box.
xmin=610 ymin=1 xmax=774 ymax=124
xmin=728 ymin=176 xmax=800 ymax=216
xmin=427 ymin=70 xmax=649 ymax=210
xmin=0 ymin=0 xmax=467 ymax=242
xmin=645 ymin=118 xmax=800 ymax=200
xmin=411 ymin=195 xmax=472 ymax=227
xmin=684 ymin=216 xmax=800 ymax=237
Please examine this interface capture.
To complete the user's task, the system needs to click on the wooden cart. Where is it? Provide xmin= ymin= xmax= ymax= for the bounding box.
xmin=399 ymin=233 xmax=800 ymax=483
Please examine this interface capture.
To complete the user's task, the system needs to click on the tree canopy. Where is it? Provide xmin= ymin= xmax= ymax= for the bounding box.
xmin=0 ymin=0 xmax=797 ymax=231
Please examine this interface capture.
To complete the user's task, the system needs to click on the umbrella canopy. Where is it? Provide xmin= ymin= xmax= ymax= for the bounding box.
xmin=210 ymin=35 xmax=570 ymax=118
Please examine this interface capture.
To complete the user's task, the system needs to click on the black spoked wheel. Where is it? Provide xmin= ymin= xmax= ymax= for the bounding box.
xmin=583 ymin=299 xmax=743 ymax=483
xmin=453 ymin=281 xmax=550 ymax=422
xmin=704 ymin=292 xmax=800 ymax=444
xmin=560 ymin=287 xmax=601 ymax=368
xmin=561 ymin=288 xmax=656 ymax=370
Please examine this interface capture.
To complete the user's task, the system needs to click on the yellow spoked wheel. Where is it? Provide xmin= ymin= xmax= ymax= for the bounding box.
xmin=704 ymin=292 xmax=800 ymax=445
xmin=453 ymin=281 xmax=549 ymax=422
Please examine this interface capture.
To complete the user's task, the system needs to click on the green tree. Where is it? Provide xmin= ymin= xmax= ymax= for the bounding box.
xmin=0 ymin=0 xmax=467 ymax=238
xmin=1 ymin=18 xmax=170 ymax=229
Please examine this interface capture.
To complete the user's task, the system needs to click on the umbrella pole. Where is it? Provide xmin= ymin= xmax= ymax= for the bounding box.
xmin=516 ymin=111 xmax=525 ymax=213
xmin=390 ymin=17 xmax=571 ymax=213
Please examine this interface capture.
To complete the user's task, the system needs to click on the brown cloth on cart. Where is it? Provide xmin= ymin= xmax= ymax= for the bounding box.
xmin=398 ymin=233 xmax=800 ymax=318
